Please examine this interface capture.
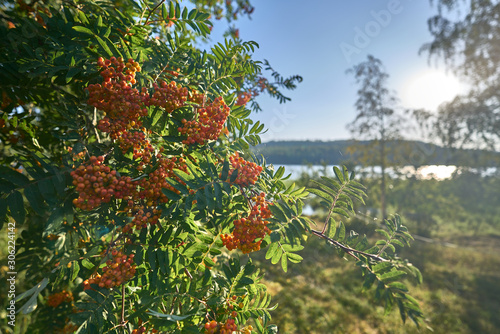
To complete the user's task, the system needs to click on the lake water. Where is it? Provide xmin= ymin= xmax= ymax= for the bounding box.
xmin=274 ymin=164 xmax=498 ymax=181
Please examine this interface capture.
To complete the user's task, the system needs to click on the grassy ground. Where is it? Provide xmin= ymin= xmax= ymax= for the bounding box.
xmin=250 ymin=228 xmax=500 ymax=334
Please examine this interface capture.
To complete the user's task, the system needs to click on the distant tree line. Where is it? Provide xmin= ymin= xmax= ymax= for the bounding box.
xmin=253 ymin=139 xmax=500 ymax=167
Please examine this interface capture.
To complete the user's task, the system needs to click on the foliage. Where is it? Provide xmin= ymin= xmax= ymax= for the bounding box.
xmin=1 ymin=1 xmax=421 ymax=333
xmin=266 ymin=166 xmax=500 ymax=333
xmin=252 ymin=224 xmax=500 ymax=334
xmin=307 ymin=167 xmax=423 ymax=325
xmin=420 ymin=0 xmax=500 ymax=150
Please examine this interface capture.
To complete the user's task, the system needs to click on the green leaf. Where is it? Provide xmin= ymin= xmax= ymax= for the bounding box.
xmin=343 ymin=166 xmax=350 ymax=182
xmin=333 ymin=166 xmax=345 ymax=183
xmin=265 ymin=242 xmax=279 ymax=260
xmin=161 ymin=3 xmax=168 ymax=21
xmin=229 ymin=169 xmax=238 ymax=183
xmin=169 ymin=1 xmax=175 ymax=19
xmin=7 ymin=191 xmax=25 ymax=224
xmin=356 ymin=235 xmax=368 ymax=251
xmin=72 ymin=25 xmax=94 ymax=35
xmin=271 ymin=247 xmax=282 ymax=264
xmin=16 ymin=278 xmax=49 ymax=314
xmin=281 ymin=243 xmax=304 ymax=252
xmin=308 ymin=187 xmax=334 ymax=203
xmin=380 ymin=270 xmax=407 ymax=283
xmin=388 ymin=282 xmax=409 ymax=292
xmin=214 ymin=182 xmax=223 ymax=208
xmin=96 ymin=15 xmax=103 ymax=27
xmin=175 ymin=2 xmax=181 ymax=18
xmin=162 ymin=188 xmax=182 ymax=201
xmin=385 ymin=243 xmax=396 ymax=253
xmin=70 ymin=261 xmax=80 ymax=282
xmin=283 ymin=182 xmax=296 ymax=195
xmin=392 ymin=239 xmax=405 ymax=248
xmin=376 ymin=229 xmax=391 ymax=240
xmin=332 ymin=207 xmax=350 ymax=218
xmin=281 ymin=253 xmax=288 ymax=272
xmin=274 ymin=166 xmax=285 ymax=179
xmin=77 ymin=11 xmax=89 ymax=25
xmin=335 ymin=221 xmax=345 ymax=242
xmin=205 ymin=185 xmax=215 ymax=212
xmin=269 ymin=205 xmax=287 ymax=222
xmin=146 ymin=309 xmax=192 ymax=322
xmin=326 ymin=218 xmax=336 ymax=239
xmin=220 ymin=159 xmax=230 ymax=180
xmin=286 ymin=252 xmax=303 ymax=263
xmin=0 ymin=166 xmax=30 ymax=186
xmin=363 ymin=273 xmax=377 ymax=290
xmin=204 ymin=257 xmax=215 ymax=268
xmin=66 ymin=67 xmax=81 ymax=83
xmin=81 ymin=259 xmax=94 ymax=270
xmin=188 ymin=8 xmax=198 ymax=20
xmin=372 ymin=261 xmax=393 ymax=273
xmin=195 ymin=190 xmax=207 ymax=211
xmin=95 ymin=35 xmax=113 ymax=57
xmin=46 ymin=206 xmax=65 ymax=234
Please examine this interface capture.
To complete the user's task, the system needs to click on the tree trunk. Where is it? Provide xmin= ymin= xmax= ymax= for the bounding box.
xmin=380 ymin=139 xmax=387 ymax=220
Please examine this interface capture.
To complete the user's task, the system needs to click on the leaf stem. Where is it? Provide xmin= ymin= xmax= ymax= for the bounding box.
xmin=121 ymin=284 xmax=126 ymax=325
xmin=321 ymin=182 xmax=347 ymax=234
xmin=144 ymin=0 xmax=165 ymax=26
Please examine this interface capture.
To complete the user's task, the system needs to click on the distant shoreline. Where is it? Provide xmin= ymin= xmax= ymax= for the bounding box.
xmin=252 ymin=139 xmax=500 ymax=167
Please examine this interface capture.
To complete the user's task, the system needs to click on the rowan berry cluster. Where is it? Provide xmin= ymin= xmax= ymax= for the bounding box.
xmin=66 ymin=146 xmax=86 ymax=162
xmin=71 ymin=156 xmax=135 ymax=210
xmin=179 ymin=96 xmax=230 ymax=145
xmin=256 ymin=77 xmax=267 ymax=92
xmin=47 ymin=290 xmax=73 ymax=308
xmin=227 ymin=152 xmax=263 ymax=186
xmin=83 ymin=250 xmax=136 ymax=289
xmin=78 ymin=59 xmax=198 ymax=233
xmin=131 ymin=318 xmax=159 ymax=334
xmin=221 ymin=192 xmax=272 ymax=254
xmin=131 ymin=326 xmax=158 ymax=334
xmin=136 ymin=156 xmax=187 ymax=205
xmin=189 ymin=89 xmax=205 ymax=105
xmin=149 ymin=80 xmax=188 ymax=113
xmin=162 ymin=64 xmax=180 ymax=77
xmin=203 ymin=319 xmax=238 ymax=334
xmin=235 ymin=91 xmax=252 ymax=106
xmin=117 ymin=130 xmax=153 ymax=160
xmin=122 ymin=205 xmax=162 ymax=233
xmin=87 ymin=57 xmax=148 ymax=139
xmin=55 ymin=321 xmax=79 ymax=334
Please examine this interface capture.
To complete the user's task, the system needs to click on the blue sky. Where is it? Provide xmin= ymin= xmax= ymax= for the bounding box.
xmin=206 ymin=0 xmax=467 ymax=142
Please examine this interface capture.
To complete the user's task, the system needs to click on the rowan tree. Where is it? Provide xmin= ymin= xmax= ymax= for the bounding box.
xmin=1 ymin=1 xmax=423 ymax=333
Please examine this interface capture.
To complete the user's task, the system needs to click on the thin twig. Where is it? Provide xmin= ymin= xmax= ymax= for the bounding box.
xmin=93 ymin=107 xmax=101 ymax=143
xmin=121 ymin=284 xmax=126 ymax=325
xmin=144 ymin=0 xmax=165 ymax=26
xmin=310 ymin=229 xmax=388 ymax=262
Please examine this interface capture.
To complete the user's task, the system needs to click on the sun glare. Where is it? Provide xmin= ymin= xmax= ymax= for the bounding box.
xmin=402 ymin=70 xmax=464 ymax=111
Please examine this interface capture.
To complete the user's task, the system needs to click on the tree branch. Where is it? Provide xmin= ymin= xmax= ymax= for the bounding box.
xmin=310 ymin=229 xmax=388 ymax=262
